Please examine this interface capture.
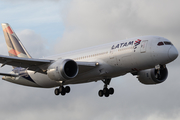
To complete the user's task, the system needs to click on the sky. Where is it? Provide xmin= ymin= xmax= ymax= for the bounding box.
xmin=0 ymin=0 xmax=180 ymax=120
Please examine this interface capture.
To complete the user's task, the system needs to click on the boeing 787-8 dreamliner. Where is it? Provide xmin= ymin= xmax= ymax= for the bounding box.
xmin=0 ymin=23 xmax=178 ymax=97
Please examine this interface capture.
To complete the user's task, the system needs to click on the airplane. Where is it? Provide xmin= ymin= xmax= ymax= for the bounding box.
xmin=0 ymin=23 xmax=178 ymax=97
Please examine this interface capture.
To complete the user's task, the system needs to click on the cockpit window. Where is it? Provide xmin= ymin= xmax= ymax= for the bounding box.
xmin=157 ymin=42 xmax=164 ymax=46
xmin=164 ymin=41 xmax=173 ymax=45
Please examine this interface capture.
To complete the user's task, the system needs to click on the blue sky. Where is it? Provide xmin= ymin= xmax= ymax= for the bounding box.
xmin=0 ymin=0 xmax=180 ymax=120
xmin=0 ymin=1 xmax=65 ymax=50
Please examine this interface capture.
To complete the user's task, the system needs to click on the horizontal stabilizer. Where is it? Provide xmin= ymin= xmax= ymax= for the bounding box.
xmin=0 ymin=73 xmax=19 ymax=77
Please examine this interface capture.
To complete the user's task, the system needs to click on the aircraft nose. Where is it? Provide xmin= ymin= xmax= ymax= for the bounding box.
xmin=168 ymin=46 xmax=178 ymax=61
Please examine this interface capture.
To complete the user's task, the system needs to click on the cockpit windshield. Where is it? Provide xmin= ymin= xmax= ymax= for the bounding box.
xmin=157 ymin=41 xmax=173 ymax=46
xmin=164 ymin=41 xmax=173 ymax=45
xmin=157 ymin=42 xmax=164 ymax=46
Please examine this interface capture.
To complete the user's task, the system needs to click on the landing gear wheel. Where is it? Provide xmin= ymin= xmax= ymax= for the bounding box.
xmin=103 ymin=88 xmax=109 ymax=94
xmin=103 ymin=88 xmax=109 ymax=97
xmin=104 ymin=92 xmax=109 ymax=97
xmin=109 ymin=87 xmax=114 ymax=95
xmin=54 ymin=88 xmax=60 ymax=95
xmin=65 ymin=86 xmax=70 ymax=93
xmin=59 ymin=86 xmax=64 ymax=93
xmin=61 ymin=91 xmax=66 ymax=96
xmin=56 ymin=86 xmax=71 ymax=96
xmin=98 ymin=78 xmax=115 ymax=97
xmin=98 ymin=90 xmax=104 ymax=97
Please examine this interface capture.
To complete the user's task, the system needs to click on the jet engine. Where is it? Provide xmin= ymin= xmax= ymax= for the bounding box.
xmin=47 ymin=59 xmax=78 ymax=81
xmin=137 ymin=66 xmax=168 ymax=84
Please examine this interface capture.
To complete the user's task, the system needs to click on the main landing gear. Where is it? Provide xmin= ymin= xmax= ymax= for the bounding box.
xmin=54 ymin=86 xmax=70 ymax=96
xmin=54 ymin=79 xmax=114 ymax=97
xmin=98 ymin=78 xmax=114 ymax=97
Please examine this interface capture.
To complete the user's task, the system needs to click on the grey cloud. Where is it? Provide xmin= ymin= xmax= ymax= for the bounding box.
xmin=1 ymin=0 xmax=61 ymax=2
xmin=55 ymin=0 xmax=180 ymax=53
xmin=17 ymin=29 xmax=53 ymax=58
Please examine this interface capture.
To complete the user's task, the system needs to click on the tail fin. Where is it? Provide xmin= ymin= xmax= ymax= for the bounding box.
xmin=1 ymin=23 xmax=32 ymax=58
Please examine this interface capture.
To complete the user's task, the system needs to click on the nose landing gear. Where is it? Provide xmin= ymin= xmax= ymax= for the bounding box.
xmin=98 ymin=78 xmax=114 ymax=97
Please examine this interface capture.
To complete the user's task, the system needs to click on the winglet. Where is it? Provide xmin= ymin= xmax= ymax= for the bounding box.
xmin=1 ymin=23 xmax=32 ymax=58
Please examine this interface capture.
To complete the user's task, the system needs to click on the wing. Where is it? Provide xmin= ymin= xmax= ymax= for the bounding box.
xmin=0 ymin=55 xmax=53 ymax=73
xmin=0 ymin=55 xmax=98 ymax=74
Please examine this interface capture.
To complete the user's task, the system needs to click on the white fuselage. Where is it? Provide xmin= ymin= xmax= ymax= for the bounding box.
xmin=3 ymin=36 xmax=178 ymax=88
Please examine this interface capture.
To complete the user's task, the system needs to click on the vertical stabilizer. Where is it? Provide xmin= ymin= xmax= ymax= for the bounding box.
xmin=1 ymin=23 xmax=31 ymax=58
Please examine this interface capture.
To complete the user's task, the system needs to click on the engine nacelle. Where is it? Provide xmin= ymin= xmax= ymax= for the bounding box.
xmin=47 ymin=59 xmax=78 ymax=81
xmin=137 ymin=67 xmax=168 ymax=85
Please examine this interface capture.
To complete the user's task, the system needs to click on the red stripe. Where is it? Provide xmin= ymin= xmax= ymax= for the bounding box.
xmin=3 ymin=26 xmax=13 ymax=34
xmin=9 ymin=49 xmax=21 ymax=56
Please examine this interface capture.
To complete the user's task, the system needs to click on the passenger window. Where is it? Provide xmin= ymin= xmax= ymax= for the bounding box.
xmin=164 ymin=41 xmax=172 ymax=45
xmin=157 ymin=42 xmax=164 ymax=46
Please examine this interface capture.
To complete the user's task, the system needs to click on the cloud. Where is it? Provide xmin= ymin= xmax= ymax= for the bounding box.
xmin=17 ymin=29 xmax=52 ymax=58
xmin=1 ymin=0 xmax=61 ymax=2
xmin=0 ymin=1 xmax=62 ymax=25
xmin=55 ymin=0 xmax=180 ymax=53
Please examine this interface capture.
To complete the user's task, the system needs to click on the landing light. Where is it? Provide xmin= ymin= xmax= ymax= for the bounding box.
xmin=96 ymin=62 xmax=99 ymax=66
